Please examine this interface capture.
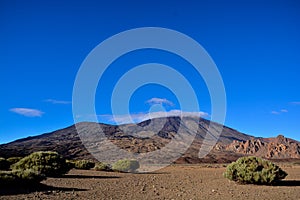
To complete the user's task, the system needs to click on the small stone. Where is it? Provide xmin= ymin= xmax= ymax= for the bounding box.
xmin=141 ymin=185 xmax=146 ymax=191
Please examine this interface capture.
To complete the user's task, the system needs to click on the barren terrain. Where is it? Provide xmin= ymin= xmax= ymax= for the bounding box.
xmin=1 ymin=164 xmax=299 ymax=200
xmin=1 ymin=118 xmax=299 ymax=165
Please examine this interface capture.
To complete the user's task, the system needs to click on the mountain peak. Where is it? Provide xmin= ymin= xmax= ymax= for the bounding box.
xmin=0 ymin=117 xmax=299 ymax=163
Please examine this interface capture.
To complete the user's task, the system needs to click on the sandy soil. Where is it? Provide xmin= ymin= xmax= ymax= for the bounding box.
xmin=1 ymin=165 xmax=299 ymax=200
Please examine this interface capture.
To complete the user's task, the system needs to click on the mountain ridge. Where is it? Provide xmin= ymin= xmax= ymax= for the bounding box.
xmin=0 ymin=117 xmax=299 ymax=163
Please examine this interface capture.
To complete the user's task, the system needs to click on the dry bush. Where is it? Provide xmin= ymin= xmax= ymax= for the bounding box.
xmin=0 ymin=169 xmax=45 ymax=186
xmin=74 ymin=160 xmax=95 ymax=170
xmin=224 ymin=156 xmax=287 ymax=185
xmin=93 ymin=162 xmax=111 ymax=171
xmin=12 ymin=151 xmax=69 ymax=177
xmin=112 ymin=159 xmax=139 ymax=173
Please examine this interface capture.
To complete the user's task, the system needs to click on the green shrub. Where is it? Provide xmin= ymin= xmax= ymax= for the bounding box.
xmin=112 ymin=159 xmax=140 ymax=172
xmin=0 ymin=171 xmax=16 ymax=184
xmin=7 ymin=157 xmax=23 ymax=167
xmin=0 ymin=169 xmax=45 ymax=186
xmin=74 ymin=160 xmax=95 ymax=170
xmin=0 ymin=158 xmax=9 ymax=170
xmin=66 ymin=159 xmax=76 ymax=169
xmin=93 ymin=162 xmax=111 ymax=171
xmin=12 ymin=151 xmax=69 ymax=177
xmin=223 ymin=156 xmax=288 ymax=185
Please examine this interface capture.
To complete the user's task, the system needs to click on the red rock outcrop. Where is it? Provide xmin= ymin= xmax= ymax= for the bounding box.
xmin=224 ymin=135 xmax=300 ymax=159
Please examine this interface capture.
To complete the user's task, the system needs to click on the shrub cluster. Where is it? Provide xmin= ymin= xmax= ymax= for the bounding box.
xmin=0 ymin=152 xmax=141 ymax=187
xmin=12 ymin=151 xmax=69 ymax=177
xmin=7 ymin=157 xmax=23 ymax=167
xmin=112 ymin=159 xmax=139 ymax=173
xmin=66 ymin=159 xmax=76 ymax=169
xmin=93 ymin=162 xmax=111 ymax=171
xmin=0 ymin=169 xmax=45 ymax=186
xmin=223 ymin=156 xmax=287 ymax=185
xmin=74 ymin=160 xmax=95 ymax=170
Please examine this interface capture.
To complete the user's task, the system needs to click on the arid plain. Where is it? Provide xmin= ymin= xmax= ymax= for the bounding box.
xmin=1 ymin=164 xmax=299 ymax=200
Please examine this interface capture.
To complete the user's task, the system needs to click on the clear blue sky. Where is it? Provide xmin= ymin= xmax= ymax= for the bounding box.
xmin=1 ymin=0 xmax=300 ymax=144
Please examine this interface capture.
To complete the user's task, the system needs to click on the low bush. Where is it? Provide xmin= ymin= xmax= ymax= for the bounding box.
xmin=0 ymin=158 xmax=9 ymax=170
xmin=0 ymin=169 xmax=45 ymax=186
xmin=66 ymin=159 xmax=76 ymax=169
xmin=7 ymin=157 xmax=23 ymax=167
xmin=93 ymin=162 xmax=111 ymax=171
xmin=12 ymin=151 xmax=69 ymax=177
xmin=112 ymin=159 xmax=139 ymax=173
xmin=223 ymin=156 xmax=287 ymax=185
xmin=74 ymin=160 xmax=95 ymax=170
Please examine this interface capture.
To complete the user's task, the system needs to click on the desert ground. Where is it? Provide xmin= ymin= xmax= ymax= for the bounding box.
xmin=1 ymin=164 xmax=299 ymax=200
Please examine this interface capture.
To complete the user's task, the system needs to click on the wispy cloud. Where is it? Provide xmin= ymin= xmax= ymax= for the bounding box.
xmin=271 ymin=111 xmax=280 ymax=115
xmin=9 ymin=108 xmax=44 ymax=117
xmin=146 ymin=98 xmax=174 ymax=106
xmin=290 ymin=102 xmax=300 ymax=105
xmin=44 ymin=99 xmax=71 ymax=105
xmin=271 ymin=109 xmax=288 ymax=115
xmin=97 ymin=110 xmax=209 ymax=124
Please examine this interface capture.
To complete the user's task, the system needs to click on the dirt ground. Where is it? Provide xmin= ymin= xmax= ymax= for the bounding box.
xmin=1 ymin=165 xmax=299 ymax=200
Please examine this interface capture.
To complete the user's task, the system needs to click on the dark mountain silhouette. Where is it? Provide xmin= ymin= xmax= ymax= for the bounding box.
xmin=0 ymin=117 xmax=299 ymax=163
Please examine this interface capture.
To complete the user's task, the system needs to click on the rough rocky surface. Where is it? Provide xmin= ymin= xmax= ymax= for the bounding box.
xmin=224 ymin=135 xmax=300 ymax=159
xmin=0 ymin=165 xmax=299 ymax=200
xmin=0 ymin=117 xmax=299 ymax=163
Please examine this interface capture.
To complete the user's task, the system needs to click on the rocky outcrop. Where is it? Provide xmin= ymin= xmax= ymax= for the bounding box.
xmin=227 ymin=139 xmax=265 ymax=154
xmin=265 ymin=135 xmax=300 ymax=158
xmin=224 ymin=135 xmax=300 ymax=159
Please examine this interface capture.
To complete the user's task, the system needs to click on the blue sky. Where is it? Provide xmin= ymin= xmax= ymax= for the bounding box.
xmin=1 ymin=0 xmax=300 ymax=144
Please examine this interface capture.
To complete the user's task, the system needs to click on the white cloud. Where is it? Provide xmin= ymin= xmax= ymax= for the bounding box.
xmin=146 ymin=98 xmax=174 ymax=106
xmin=44 ymin=99 xmax=71 ymax=105
xmin=271 ymin=111 xmax=280 ymax=115
xmin=10 ymin=108 xmax=44 ymax=117
xmin=271 ymin=109 xmax=288 ymax=115
xmin=98 ymin=110 xmax=209 ymax=125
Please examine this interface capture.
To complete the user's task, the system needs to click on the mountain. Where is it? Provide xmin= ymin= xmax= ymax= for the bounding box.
xmin=0 ymin=117 xmax=299 ymax=164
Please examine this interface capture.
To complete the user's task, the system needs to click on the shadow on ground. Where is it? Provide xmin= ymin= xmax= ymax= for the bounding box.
xmin=137 ymin=172 xmax=170 ymax=175
xmin=62 ymin=174 xmax=120 ymax=179
xmin=0 ymin=183 xmax=87 ymax=196
xmin=274 ymin=180 xmax=300 ymax=187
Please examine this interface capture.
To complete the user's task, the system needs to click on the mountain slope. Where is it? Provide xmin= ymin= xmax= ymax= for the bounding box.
xmin=0 ymin=117 xmax=299 ymax=163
